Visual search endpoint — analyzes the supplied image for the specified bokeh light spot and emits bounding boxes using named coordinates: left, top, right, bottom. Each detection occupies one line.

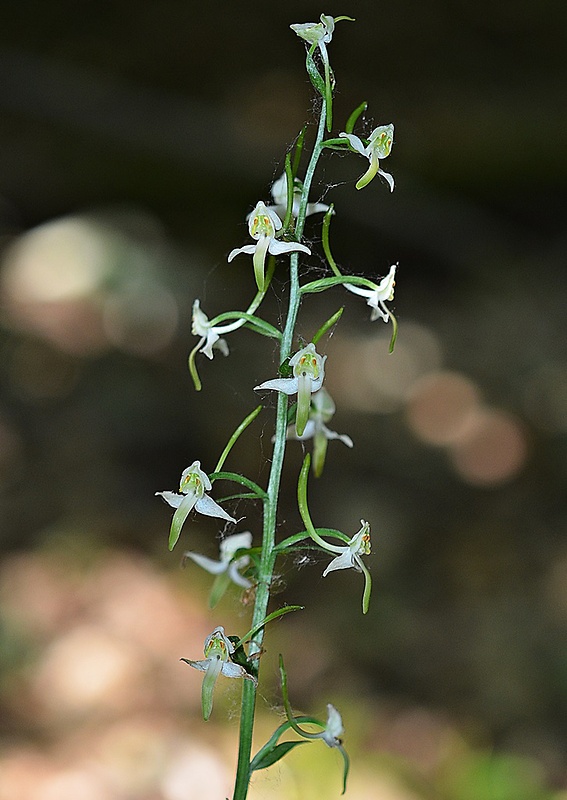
left=449, top=408, right=528, bottom=486
left=406, top=371, right=480, bottom=445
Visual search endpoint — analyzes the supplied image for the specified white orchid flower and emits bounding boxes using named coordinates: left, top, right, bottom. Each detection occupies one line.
left=318, top=704, right=344, bottom=748
left=181, top=626, right=257, bottom=721
left=346, top=264, right=397, bottom=322
left=339, top=124, right=395, bottom=191
left=255, top=343, right=327, bottom=437
left=228, top=201, right=310, bottom=292
left=191, top=299, right=234, bottom=360
left=269, top=173, right=330, bottom=221
left=290, top=14, right=352, bottom=70
left=287, top=388, right=353, bottom=477
left=322, top=520, right=371, bottom=577
left=184, top=532, right=253, bottom=607
left=290, top=13, right=336, bottom=54
left=156, top=460, right=236, bottom=551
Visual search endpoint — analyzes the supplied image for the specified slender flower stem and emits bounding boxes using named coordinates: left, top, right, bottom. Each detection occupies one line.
left=232, top=101, right=328, bottom=800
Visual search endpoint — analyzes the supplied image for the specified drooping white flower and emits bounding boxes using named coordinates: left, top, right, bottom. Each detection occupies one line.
left=339, top=124, right=395, bottom=191
left=184, top=531, right=252, bottom=589
left=286, top=388, right=352, bottom=477
left=345, top=264, right=396, bottom=322
left=191, top=299, right=233, bottom=359
left=322, top=520, right=371, bottom=577
left=156, top=461, right=236, bottom=551
left=319, top=704, right=344, bottom=748
left=255, top=343, right=327, bottom=437
left=181, top=626, right=257, bottom=721
left=269, top=173, right=330, bottom=221
left=228, top=201, right=310, bottom=291
left=290, top=14, right=351, bottom=70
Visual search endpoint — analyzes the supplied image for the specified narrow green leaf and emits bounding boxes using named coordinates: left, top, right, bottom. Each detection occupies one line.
left=321, top=204, right=342, bottom=278
left=300, top=275, right=377, bottom=295
left=292, top=126, right=307, bottom=177
left=234, top=605, right=304, bottom=650
left=188, top=342, right=202, bottom=391
left=389, top=310, right=399, bottom=353
left=208, top=570, right=233, bottom=609
left=312, top=307, right=344, bottom=345
left=344, top=101, right=367, bottom=134
left=282, top=153, right=295, bottom=232
left=250, top=740, right=310, bottom=772
left=213, top=406, right=263, bottom=474
left=209, top=470, right=268, bottom=501
left=305, top=44, right=325, bottom=96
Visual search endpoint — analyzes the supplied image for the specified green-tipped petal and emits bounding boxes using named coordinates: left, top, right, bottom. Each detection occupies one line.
left=295, top=373, right=312, bottom=436
left=201, top=655, right=223, bottom=721
left=355, top=154, right=380, bottom=190
left=168, top=490, right=197, bottom=550
left=253, top=236, right=270, bottom=291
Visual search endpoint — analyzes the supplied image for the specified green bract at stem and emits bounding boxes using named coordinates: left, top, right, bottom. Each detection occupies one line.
left=274, top=527, right=351, bottom=553
left=292, top=126, right=307, bottom=178
left=345, top=100, right=368, bottom=134
left=283, top=152, right=295, bottom=232
left=234, top=605, right=304, bottom=650
left=322, top=204, right=342, bottom=278
left=209, top=471, right=267, bottom=502
left=297, top=454, right=339, bottom=551
left=208, top=312, right=281, bottom=340
left=301, top=274, right=379, bottom=295
left=312, top=307, right=344, bottom=345
left=214, top=406, right=263, bottom=474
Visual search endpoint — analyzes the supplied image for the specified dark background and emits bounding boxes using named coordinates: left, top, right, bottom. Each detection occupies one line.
left=0, top=1, right=566, bottom=796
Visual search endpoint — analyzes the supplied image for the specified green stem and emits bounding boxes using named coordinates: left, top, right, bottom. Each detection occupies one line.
left=231, top=100, right=328, bottom=800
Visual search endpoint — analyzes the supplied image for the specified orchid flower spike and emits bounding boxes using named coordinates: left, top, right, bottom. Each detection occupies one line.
left=255, top=343, right=327, bottom=437
left=346, top=264, right=397, bottom=322
left=339, top=124, right=395, bottom=191
left=228, top=200, right=310, bottom=292
left=184, top=531, right=253, bottom=608
left=181, top=626, right=257, bottom=721
left=269, top=173, right=330, bottom=221
left=156, top=461, right=236, bottom=551
left=287, top=388, right=353, bottom=477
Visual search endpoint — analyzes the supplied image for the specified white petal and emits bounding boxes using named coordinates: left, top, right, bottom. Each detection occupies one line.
left=184, top=552, right=227, bottom=575
left=322, top=551, right=355, bottom=576
left=227, top=564, right=252, bottom=588
left=378, top=168, right=395, bottom=192
left=321, top=424, right=353, bottom=447
left=286, top=419, right=317, bottom=441
left=228, top=244, right=256, bottom=262
left=220, top=531, right=253, bottom=560
left=254, top=377, right=300, bottom=395
left=268, top=239, right=311, bottom=256
left=339, top=132, right=367, bottom=157
left=344, top=282, right=372, bottom=299
left=321, top=703, right=344, bottom=746
left=155, top=490, right=183, bottom=509
left=181, top=658, right=209, bottom=673
left=221, top=661, right=257, bottom=683
left=195, top=494, right=236, bottom=523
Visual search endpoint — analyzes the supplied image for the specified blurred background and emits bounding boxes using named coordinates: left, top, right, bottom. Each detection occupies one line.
left=0, top=1, right=566, bottom=798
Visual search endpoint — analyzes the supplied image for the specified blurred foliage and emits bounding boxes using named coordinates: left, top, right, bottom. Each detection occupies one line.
left=0, top=1, right=566, bottom=798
